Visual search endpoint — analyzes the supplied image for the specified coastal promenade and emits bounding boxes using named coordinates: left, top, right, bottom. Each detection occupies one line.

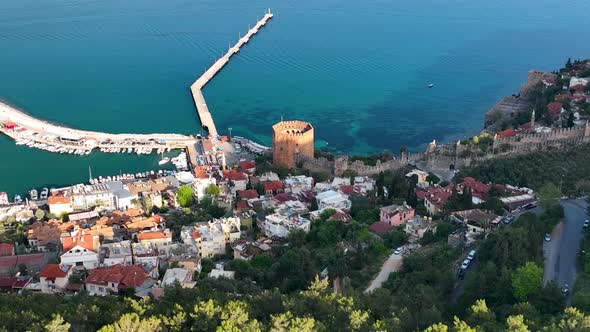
left=190, top=9, right=273, bottom=138
left=0, top=101, right=195, bottom=154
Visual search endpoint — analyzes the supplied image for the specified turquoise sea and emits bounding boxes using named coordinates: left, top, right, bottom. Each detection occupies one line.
left=1, top=0, right=590, bottom=197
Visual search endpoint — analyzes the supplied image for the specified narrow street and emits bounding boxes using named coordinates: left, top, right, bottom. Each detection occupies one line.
left=544, top=199, right=588, bottom=305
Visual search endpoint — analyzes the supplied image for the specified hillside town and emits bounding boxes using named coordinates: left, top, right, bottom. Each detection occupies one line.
left=0, top=117, right=541, bottom=298
left=0, top=59, right=589, bottom=331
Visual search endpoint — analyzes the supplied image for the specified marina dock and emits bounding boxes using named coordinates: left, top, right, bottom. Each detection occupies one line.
left=190, top=9, right=273, bottom=138
left=0, top=102, right=195, bottom=155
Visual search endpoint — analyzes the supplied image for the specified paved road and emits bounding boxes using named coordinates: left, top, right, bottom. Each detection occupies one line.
left=544, top=199, right=588, bottom=305
left=450, top=206, right=543, bottom=303
left=365, top=252, right=403, bottom=293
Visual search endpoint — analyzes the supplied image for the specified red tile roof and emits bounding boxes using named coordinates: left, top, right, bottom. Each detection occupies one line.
left=0, top=243, right=14, bottom=257
left=417, top=184, right=454, bottom=210
left=86, top=264, right=147, bottom=290
left=62, top=231, right=97, bottom=253
left=39, top=264, right=71, bottom=278
left=238, top=189, right=259, bottom=200
left=236, top=201, right=250, bottom=210
left=263, top=180, right=284, bottom=192
left=273, top=193, right=294, bottom=202
left=239, top=161, right=256, bottom=171
left=461, top=177, right=490, bottom=193
left=572, top=84, right=586, bottom=91
left=193, top=166, right=209, bottom=179
left=497, top=128, right=516, bottom=137
left=547, top=102, right=563, bottom=115
left=223, top=170, right=248, bottom=182
left=137, top=231, right=171, bottom=241
left=48, top=195, right=70, bottom=205
left=192, top=230, right=201, bottom=240
left=339, top=185, right=354, bottom=195
left=369, top=222, right=394, bottom=235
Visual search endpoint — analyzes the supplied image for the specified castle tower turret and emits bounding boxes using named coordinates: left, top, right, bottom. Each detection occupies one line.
left=272, top=120, right=314, bottom=169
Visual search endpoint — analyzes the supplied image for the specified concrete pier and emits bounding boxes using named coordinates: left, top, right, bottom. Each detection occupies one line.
left=0, top=101, right=195, bottom=154
left=190, top=9, right=273, bottom=138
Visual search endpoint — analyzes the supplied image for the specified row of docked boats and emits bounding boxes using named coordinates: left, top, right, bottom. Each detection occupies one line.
left=15, top=138, right=90, bottom=155
left=88, top=169, right=175, bottom=185
left=98, top=146, right=172, bottom=155
left=27, top=187, right=49, bottom=201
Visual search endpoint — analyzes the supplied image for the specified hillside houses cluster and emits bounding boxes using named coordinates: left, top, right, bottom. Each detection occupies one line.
left=0, top=146, right=542, bottom=297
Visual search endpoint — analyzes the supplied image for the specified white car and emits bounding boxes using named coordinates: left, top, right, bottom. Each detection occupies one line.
left=394, top=247, right=404, bottom=255
left=461, top=259, right=471, bottom=269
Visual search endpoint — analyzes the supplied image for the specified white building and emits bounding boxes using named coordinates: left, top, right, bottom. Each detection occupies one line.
left=70, top=182, right=136, bottom=210
left=331, top=177, right=351, bottom=187
left=39, top=264, right=73, bottom=294
left=48, top=195, right=74, bottom=216
left=192, top=177, right=217, bottom=201
left=137, top=230, right=173, bottom=256
left=162, top=268, right=194, bottom=288
left=570, top=77, right=589, bottom=88
left=316, top=190, right=352, bottom=211
left=60, top=230, right=100, bottom=270
left=284, top=175, right=314, bottom=194
left=260, top=213, right=311, bottom=238
left=181, top=218, right=241, bottom=259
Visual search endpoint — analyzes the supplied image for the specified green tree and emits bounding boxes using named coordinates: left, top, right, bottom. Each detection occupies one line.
left=35, top=209, right=46, bottom=221
left=98, top=313, right=162, bottom=332
left=217, top=300, right=261, bottom=332
left=506, top=315, right=529, bottom=332
left=557, top=307, right=590, bottom=331
left=45, top=314, right=71, bottom=332
left=512, top=262, right=543, bottom=302
left=538, top=183, right=561, bottom=210
left=177, top=185, right=195, bottom=207
left=424, top=323, right=449, bottom=332
left=206, top=184, right=221, bottom=197
left=270, top=312, right=316, bottom=332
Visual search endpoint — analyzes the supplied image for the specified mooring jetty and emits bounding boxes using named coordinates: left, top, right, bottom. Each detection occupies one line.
left=190, top=9, right=273, bottom=138
left=0, top=101, right=195, bottom=155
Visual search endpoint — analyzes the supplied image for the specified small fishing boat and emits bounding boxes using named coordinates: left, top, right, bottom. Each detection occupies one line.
left=427, top=83, right=434, bottom=88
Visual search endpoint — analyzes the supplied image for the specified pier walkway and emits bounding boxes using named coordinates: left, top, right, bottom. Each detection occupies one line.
left=190, top=9, right=273, bottom=138
left=0, top=101, right=195, bottom=154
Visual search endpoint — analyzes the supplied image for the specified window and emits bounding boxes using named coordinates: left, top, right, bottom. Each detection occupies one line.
left=99, top=287, right=104, bottom=293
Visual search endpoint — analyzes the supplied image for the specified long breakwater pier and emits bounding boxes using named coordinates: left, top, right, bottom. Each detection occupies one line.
left=0, top=102, right=195, bottom=156
left=190, top=9, right=273, bottom=139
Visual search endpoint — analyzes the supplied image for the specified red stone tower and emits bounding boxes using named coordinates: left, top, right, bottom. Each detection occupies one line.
left=272, top=120, right=314, bottom=169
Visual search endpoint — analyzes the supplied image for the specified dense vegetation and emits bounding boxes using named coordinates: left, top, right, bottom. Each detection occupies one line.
left=466, top=144, right=590, bottom=195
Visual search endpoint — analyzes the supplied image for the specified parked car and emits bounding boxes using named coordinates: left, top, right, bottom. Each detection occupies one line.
left=544, top=233, right=552, bottom=242
left=461, top=259, right=471, bottom=269
left=457, top=269, right=465, bottom=280
left=394, top=247, right=404, bottom=255
left=563, top=284, right=569, bottom=295
left=523, top=203, right=537, bottom=210
left=467, top=250, right=477, bottom=261
left=503, top=214, right=515, bottom=224
left=584, top=220, right=589, bottom=229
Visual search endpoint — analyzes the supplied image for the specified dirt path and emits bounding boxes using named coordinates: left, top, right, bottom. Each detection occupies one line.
left=365, top=252, right=403, bottom=293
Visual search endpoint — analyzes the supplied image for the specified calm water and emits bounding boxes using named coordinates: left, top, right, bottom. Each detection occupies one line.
left=1, top=0, right=590, bottom=196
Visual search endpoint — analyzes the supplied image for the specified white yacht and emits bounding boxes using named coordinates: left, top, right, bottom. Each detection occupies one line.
left=29, top=189, right=38, bottom=201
